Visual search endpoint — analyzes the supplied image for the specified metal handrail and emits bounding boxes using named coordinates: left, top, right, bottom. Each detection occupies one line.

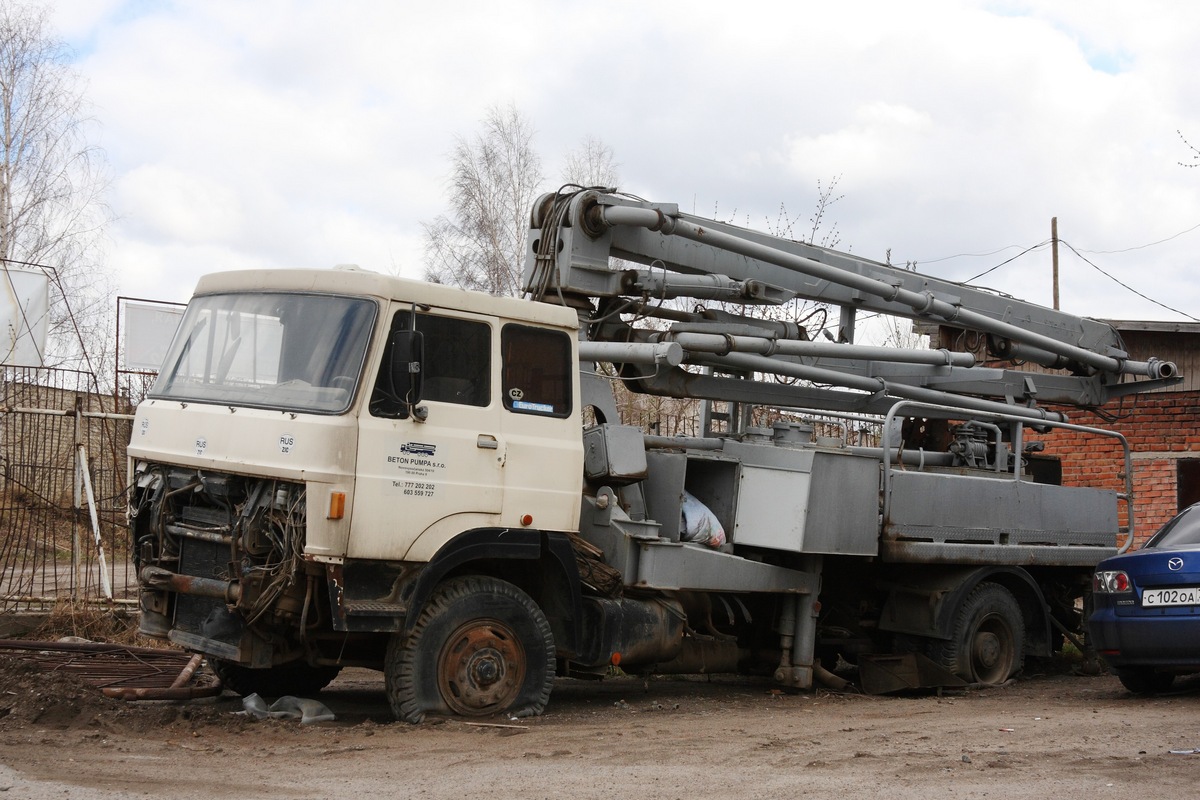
left=880, top=400, right=1135, bottom=552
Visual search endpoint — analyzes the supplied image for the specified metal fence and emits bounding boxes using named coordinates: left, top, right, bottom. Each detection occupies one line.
left=0, top=368, right=140, bottom=611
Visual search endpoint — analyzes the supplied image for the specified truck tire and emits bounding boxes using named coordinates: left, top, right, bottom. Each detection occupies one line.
left=928, top=582, right=1024, bottom=685
left=385, top=575, right=555, bottom=723
left=211, top=659, right=342, bottom=697
left=1116, top=667, right=1175, bottom=695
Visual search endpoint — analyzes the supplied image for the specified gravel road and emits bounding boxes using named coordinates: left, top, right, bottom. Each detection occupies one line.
left=2, top=661, right=1198, bottom=799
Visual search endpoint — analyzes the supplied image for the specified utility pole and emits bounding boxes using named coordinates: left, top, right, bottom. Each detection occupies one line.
left=1051, top=217, right=1060, bottom=310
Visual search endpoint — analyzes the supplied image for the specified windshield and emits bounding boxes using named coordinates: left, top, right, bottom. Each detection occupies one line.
left=149, top=292, right=377, bottom=414
left=1144, top=503, right=1200, bottom=549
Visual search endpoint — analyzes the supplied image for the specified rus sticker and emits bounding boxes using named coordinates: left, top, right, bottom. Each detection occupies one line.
left=279, top=434, right=295, bottom=454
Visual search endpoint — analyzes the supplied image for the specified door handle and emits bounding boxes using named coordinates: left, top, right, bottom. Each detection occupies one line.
left=476, top=434, right=499, bottom=450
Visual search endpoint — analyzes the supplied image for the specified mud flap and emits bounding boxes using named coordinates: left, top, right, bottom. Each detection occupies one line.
left=858, top=653, right=968, bottom=694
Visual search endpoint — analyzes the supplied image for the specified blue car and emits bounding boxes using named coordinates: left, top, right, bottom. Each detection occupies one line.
left=1089, top=503, right=1200, bottom=693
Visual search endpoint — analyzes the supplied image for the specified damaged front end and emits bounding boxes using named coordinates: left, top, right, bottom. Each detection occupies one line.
left=131, top=463, right=323, bottom=668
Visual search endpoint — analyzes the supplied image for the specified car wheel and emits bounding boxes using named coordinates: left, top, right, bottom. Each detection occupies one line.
left=385, top=575, right=555, bottom=723
left=211, top=659, right=342, bottom=697
left=1117, top=667, right=1175, bottom=695
left=928, top=583, right=1025, bottom=684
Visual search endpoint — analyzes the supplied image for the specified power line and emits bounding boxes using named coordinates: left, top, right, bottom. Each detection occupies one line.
left=915, top=235, right=1195, bottom=322
left=920, top=219, right=1200, bottom=264
left=963, top=241, right=1052, bottom=283
left=1076, top=220, right=1200, bottom=255
left=1059, top=240, right=1199, bottom=322
left=916, top=243, right=1044, bottom=265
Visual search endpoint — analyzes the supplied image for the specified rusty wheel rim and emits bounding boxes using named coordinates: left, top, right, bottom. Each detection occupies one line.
left=969, top=614, right=1014, bottom=684
left=436, top=618, right=526, bottom=716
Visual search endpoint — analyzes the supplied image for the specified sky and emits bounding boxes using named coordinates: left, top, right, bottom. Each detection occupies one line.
left=46, top=0, right=1200, bottom=326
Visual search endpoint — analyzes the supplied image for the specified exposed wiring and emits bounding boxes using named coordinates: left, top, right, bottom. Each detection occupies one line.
left=794, top=304, right=828, bottom=337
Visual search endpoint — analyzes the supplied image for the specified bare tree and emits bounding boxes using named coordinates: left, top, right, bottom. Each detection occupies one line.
left=561, top=135, right=620, bottom=189
left=0, top=1, right=112, bottom=372
left=422, top=104, right=544, bottom=296
left=762, top=175, right=843, bottom=249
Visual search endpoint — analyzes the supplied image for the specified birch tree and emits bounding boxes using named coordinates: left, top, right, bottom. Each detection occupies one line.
left=562, top=135, right=619, bottom=189
left=0, top=2, right=112, bottom=370
left=422, top=104, right=543, bottom=296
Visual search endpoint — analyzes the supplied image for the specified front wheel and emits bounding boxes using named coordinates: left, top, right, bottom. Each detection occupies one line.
left=385, top=575, right=555, bottom=723
left=928, top=583, right=1025, bottom=685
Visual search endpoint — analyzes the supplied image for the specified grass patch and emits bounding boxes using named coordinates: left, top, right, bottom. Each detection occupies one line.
left=28, top=600, right=164, bottom=648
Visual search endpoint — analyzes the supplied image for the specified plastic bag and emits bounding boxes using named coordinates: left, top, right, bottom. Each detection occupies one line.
left=680, top=491, right=726, bottom=548
left=240, top=693, right=336, bottom=724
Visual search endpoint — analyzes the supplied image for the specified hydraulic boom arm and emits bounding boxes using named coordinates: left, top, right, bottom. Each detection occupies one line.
left=523, top=189, right=1179, bottom=416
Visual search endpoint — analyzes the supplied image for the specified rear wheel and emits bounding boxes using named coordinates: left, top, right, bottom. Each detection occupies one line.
left=928, top=583, right=1025, bottom=684
left=1117, top=667, right=1175, bottom=695
left=385, top=575, right=555, bottom=723
left=211, top=659, right=342, bottom=697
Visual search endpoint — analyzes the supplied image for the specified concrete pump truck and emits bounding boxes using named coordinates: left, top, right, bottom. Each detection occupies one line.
left=129, top=189, right=1178, bottom=721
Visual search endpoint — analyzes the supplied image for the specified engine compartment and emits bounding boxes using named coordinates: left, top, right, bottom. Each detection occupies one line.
left=131, top=464, right=321, bottom=667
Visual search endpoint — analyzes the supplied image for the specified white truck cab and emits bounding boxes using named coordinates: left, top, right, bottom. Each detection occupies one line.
left=130, top=268, right=585, bottom=717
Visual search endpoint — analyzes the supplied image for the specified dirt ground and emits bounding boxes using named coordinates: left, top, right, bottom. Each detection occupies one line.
left=2, top=657, right=1199, bottom=799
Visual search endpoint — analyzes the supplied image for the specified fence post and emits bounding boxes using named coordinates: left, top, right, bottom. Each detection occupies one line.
left=72, top=395, right=83, bottom=599
left=77, top=443, right=112, bottom=601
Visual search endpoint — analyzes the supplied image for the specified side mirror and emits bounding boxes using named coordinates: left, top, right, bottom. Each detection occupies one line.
left=389, top=329, right=424, bottom=406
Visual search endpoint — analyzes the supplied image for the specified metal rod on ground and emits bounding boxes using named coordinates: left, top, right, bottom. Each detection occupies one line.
left=170, top=653, right=204, bottom=689
left=0, top=596, right=137, bottom=606
left=1049, top=612, right=1087, bottom=653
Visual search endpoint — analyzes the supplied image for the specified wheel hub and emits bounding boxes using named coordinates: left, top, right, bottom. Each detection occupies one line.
left=969, top=616, right=1013, bottom=683
left=437, top=619, right=526, bottom=716
left=973, top=631, right=1001, bottom=669
left=468, top=648, right=503, bottom=685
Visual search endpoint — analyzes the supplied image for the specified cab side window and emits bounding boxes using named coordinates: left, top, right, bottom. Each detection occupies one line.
left=370, top=311, right=491, bottom=418
left=419, top=314, right=490, bottom=406
left=502, top=324, right=571, bottom=417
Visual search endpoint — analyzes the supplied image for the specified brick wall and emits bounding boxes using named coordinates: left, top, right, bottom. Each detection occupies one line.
left=1039, top=391, right=1200, bottom=548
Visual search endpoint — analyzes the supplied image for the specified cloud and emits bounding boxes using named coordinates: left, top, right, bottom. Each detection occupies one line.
left=44, top=0, right=1200, bottom=322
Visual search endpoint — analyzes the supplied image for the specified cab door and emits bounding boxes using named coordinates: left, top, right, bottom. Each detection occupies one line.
left=350, top=308, right=505, bottom=560
left=497, top=322, right=583, bottom=532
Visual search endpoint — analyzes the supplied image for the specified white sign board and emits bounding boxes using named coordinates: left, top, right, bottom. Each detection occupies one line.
left=0, top=267, right=50, bottom=367
left=124, top=302, right=185, bottom=371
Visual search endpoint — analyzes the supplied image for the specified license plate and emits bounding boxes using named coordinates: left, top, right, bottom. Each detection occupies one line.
left=1142, top=587, right=1200, bottom=607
